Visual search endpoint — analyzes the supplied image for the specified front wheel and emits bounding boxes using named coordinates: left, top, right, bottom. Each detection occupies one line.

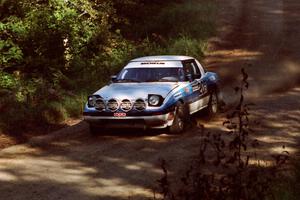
left=168, top=103, right=187, bottom=134
left=205, top=91, right=219, bottom=119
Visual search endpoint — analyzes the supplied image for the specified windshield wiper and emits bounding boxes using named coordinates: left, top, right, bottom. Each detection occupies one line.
left=158, top=77, right=179, bottom=82
left=116, top=79, right=140, bottom=83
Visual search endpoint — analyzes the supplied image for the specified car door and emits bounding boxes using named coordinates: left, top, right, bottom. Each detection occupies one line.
left=183, top=60, right=209, bottom=114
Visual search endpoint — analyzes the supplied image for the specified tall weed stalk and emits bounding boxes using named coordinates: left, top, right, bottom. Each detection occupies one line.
left=154, top=69, right=289, bottom=200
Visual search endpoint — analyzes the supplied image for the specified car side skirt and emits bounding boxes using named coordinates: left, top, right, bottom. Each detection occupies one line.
left=189, top=95, right=210, bottom=114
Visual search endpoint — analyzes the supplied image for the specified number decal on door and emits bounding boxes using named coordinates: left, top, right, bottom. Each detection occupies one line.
left=199, top=82, right=207, bottom=95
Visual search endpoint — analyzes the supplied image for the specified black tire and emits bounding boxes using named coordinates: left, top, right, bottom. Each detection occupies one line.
left=205, top=91, right=219, bottom=119
left=168, top=103, right=188, bottom=134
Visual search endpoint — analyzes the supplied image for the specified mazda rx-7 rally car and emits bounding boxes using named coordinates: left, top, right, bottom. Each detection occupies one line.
left=83, top=55, right=222, bottom=134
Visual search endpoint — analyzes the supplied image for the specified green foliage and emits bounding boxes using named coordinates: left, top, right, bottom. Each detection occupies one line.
left=41, top=101, right=68, bottom=124
left=0, top=71, right=18, bottom=89
left=62, top=95, right=86, bottom=118
left=0, top=0, right=216, bottom=134
left=167, top=36, right=207, bottom=58
left=0, top=17, right=25, bottom=68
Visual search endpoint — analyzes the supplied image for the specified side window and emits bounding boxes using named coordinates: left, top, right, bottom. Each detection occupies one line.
left=183, top=62, right=194, bottom=81
left=195, top=59, right=205, bottom=76
left=183, top=60, right=201, bottom=80
left=178, top=68, right=185, bottom=81
left=191, top=61, right=201, bottom=78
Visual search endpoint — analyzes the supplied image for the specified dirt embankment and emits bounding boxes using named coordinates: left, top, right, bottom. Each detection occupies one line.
left=0, top=0, right=299, bottom=199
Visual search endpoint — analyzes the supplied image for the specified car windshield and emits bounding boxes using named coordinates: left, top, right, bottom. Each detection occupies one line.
left=116, top=68, right=185, bottom=82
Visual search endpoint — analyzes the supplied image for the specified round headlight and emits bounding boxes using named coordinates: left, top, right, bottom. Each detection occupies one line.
left=149, top=95, right=160, bottom=106
left=134, top=99, right=146, bottom=111
left=95, top=98, right=105, bottom=111
left=88, top=96, right=96, bottom=107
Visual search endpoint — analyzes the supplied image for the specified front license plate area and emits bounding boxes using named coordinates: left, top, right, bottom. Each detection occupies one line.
left=114, top=112, right=126, bottom=117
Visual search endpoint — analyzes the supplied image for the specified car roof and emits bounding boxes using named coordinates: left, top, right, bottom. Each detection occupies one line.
left=130, top=55, right=195, bottom=62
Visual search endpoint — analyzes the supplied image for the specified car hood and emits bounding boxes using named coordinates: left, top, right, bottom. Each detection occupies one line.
left=94, top=82, right=179, bottom=100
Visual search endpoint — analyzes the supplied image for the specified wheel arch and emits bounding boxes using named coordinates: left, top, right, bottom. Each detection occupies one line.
left=177, top=98, right=184, bottom=105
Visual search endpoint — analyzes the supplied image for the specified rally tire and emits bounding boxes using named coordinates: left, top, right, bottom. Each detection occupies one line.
left=168, top=103, right=187, bottom=134
left=205, top=91, right=219, bottom=119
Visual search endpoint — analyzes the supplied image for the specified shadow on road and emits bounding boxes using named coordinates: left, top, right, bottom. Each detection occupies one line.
left=206, top=0, right=300, bottom=100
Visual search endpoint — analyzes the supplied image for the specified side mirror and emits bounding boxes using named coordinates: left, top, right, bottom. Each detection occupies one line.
left=111, top=75, right=117, bottom=82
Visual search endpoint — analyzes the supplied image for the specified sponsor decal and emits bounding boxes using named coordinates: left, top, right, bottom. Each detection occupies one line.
left=199, top=83, right=208, bottom=94
left=174, top=92, right=182, bottom=99
left=114, top=112, right=126, bottom=117
left=184, top=87, right=191, bottom=94
left=141, top=62, right=165, bottom=65
left=192, top=84, right=200, bottom=92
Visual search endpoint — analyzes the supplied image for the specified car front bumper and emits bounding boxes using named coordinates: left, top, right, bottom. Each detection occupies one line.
left=83, top=112, right=174, bottom=129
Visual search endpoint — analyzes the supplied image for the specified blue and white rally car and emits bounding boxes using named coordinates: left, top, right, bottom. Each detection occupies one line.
left=83, top=55, right=221, bottom=134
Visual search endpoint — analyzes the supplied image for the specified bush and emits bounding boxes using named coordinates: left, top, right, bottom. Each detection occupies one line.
left=0, top=0, right=217, bottom=135
left=62, top=95, right=86, bottom=118
left=167, top=36, right=207, bottom=59
left=0, top=97, right=33, bottom=134
left=41, top=102, right=68, bottom=125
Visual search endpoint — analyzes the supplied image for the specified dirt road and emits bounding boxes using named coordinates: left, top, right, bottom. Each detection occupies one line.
left=1, top=0, right=299, bottom=199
